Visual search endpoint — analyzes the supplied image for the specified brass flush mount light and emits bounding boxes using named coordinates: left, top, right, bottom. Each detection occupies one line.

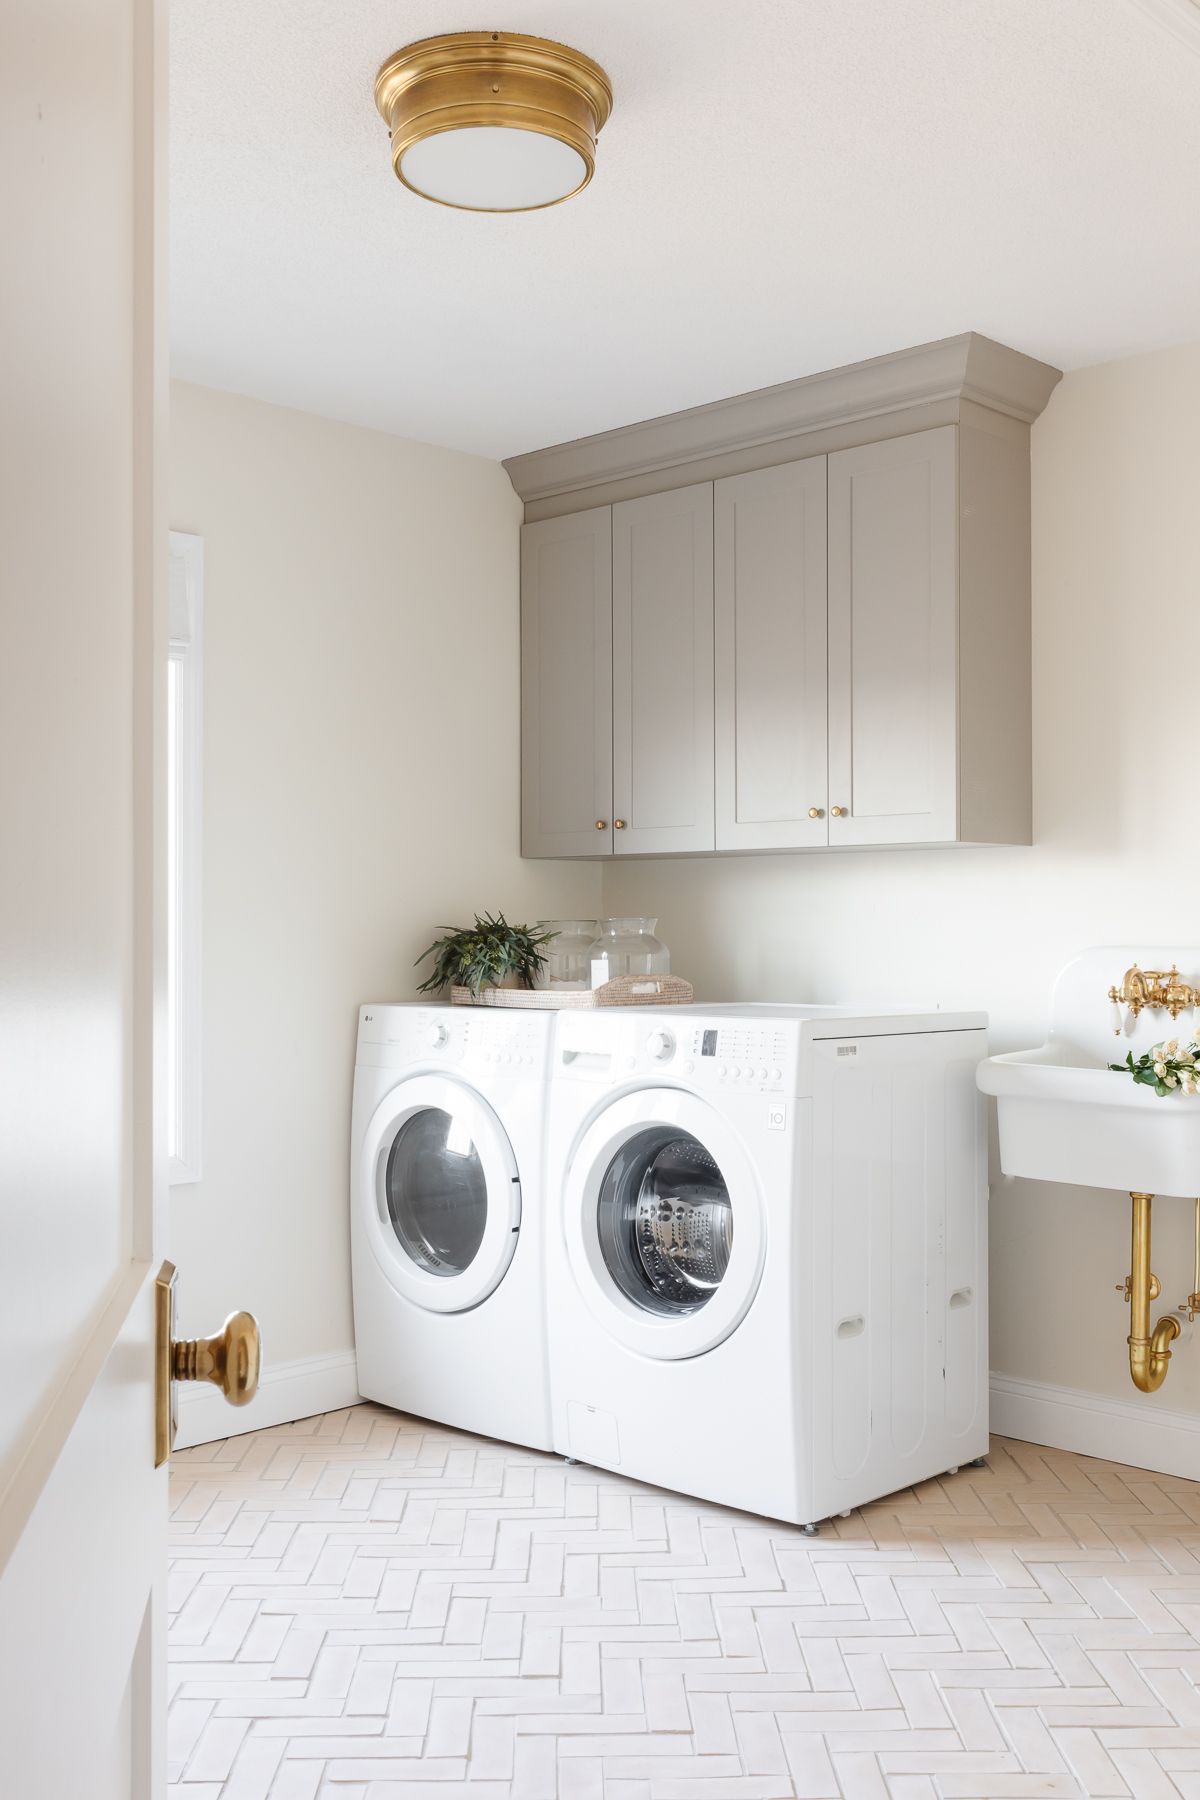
left=374, top=30, right=613, bottom=212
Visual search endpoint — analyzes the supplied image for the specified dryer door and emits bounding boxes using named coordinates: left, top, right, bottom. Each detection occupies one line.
left=563, top=1088, right=766, bottom=1360
left=359, top=1074, right=521, bottom=1314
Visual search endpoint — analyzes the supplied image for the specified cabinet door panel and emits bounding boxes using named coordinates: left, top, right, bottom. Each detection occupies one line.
left=612, top=483, right=714, bottom=855
left=521, top=508, right=612, bottom=857
left=828, top=427, right=958, bottom=845
left=715, top=458, right=828, bottom=850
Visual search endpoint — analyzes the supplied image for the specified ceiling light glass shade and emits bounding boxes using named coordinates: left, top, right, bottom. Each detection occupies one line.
left=399, top=127, right=588, bottom=213
left=375, top=31, right=613, bottom=214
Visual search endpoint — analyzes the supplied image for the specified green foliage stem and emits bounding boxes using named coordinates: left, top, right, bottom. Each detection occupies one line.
left=415, top=912, right=558, bottom=999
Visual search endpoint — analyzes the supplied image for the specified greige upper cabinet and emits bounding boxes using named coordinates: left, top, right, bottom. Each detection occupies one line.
left=827, top=427, right=958, bottom=846
left=612, top=483, right=714, bottom=856
left=714, top=458, right=828, bottom=851
left=828, top=421, right=1033, bottom=848
left=510, top=335, right=1059, bottom=860
left=520, top=507, right=613, bottom=857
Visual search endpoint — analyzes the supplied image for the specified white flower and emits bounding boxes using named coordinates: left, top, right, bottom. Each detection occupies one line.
left=1154, top=1061, right=1168, bottom=1078
left=1165, top=1073, right=1178, bottom=1088
left=1166, top=1039, right=1180, bottom=1056
left=1183, top=1074, right=1198, bottom=1094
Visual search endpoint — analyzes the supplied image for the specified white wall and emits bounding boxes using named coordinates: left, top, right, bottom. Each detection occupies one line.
left=604, top=343, right=1200, bottom=1455
left=169, top=381, right=600, bottom=1440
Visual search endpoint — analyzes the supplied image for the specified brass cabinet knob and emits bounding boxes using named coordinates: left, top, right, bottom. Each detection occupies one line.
left=172, top=1310, right=262, bottom=1406
left=614, top=818, right=627, bottom=830
left=830, top=805, right=847, bottom=818
left=808, top=806, right=825, bottom=819
left=594, top=819, right=607, bottom=830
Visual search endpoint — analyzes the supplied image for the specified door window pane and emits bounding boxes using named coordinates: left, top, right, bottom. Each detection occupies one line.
left=385, top=1108, right=488, bottom=1276
left=597, top=1128, right=733, bottom=1316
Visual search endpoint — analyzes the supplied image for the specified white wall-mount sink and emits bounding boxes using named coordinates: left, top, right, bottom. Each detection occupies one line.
left=977, top=946, right=1200, bottom=1197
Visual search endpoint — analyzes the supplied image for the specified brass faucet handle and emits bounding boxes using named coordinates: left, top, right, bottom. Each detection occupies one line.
left=1179, top=1292, right=1200, bottom=1324
left=172, top=1311, right=262, bottom=1406
left=1117, top=1273, right=1160, bottom=1303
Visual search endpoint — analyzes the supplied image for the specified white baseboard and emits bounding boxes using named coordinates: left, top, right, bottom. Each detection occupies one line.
left=990, top=1371, right=1200, bottom=1483
left=174, top=1349, right=360, bottom=1451
left=172, top=1349, right=1197, bottom=1480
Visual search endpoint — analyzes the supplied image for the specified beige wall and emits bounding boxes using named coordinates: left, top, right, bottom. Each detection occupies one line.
left=604, top=341, right=1200, bottom=1421
left=168, top=382, right=601, bottom=1418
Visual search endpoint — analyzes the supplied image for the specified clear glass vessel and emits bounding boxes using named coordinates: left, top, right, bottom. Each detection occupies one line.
left=589, top=917, right=670, bottom=987
left=536, top=919, right=598, bottom=990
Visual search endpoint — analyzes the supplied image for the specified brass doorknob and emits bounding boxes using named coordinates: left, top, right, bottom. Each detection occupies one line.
left=614, top=818, right=627, bottom=830
left=808, top=806, right=824, bottom=819
left=172, top=1311, right=262, bottom=1406
left=830, top=805, right=847, bottom=818
left=594, top=819, right=607, bottom=830
left=155, top=1261, right=263, bottom=1465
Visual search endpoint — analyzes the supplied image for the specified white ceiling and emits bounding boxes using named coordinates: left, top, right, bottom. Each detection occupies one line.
left=170, top=0, right=1200, bottom=460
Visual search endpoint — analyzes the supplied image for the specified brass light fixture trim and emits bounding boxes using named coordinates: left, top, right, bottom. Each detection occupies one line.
left=374, top=30, right=613, bottom=212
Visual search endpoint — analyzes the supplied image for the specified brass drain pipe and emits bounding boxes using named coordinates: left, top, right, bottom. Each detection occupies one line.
left=1125, top=1192, right=1181, bottom=1393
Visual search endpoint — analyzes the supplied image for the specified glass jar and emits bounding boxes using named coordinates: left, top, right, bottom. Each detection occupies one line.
left=536, top=920, right=598, bottom=990
left=589, top=917, right=670, bottom=987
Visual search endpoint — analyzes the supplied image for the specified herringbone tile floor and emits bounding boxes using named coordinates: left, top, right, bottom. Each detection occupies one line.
left=168, top=1405, right=1200, bottom=1799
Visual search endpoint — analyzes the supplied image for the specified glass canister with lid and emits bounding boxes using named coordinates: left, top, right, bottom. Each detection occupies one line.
left=589, top=917, right=670, bottom=987
left=535, top=920, right=598, bottom=990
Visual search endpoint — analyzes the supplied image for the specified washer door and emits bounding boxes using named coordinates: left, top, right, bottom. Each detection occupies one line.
left=359, top=1074, right=521, bottom=1314
left=563, top=1088, right=766, bottom=1359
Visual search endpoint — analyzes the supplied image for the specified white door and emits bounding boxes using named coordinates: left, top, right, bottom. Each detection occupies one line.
left=562, top=1089, right=766, bottom=1359
left=714, top=457, right=829, bottom=850
left=520, top=507, right=613, bottom=856
left=357, top=1075, right=522, bottom=1313
left=612, top=483, right=715, bottom=855
left=827, top=426, right=959, bottom=845
left=0, top=0, right=166, bottom=1790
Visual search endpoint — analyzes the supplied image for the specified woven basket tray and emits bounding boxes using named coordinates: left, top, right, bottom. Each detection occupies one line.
left=450, top=974, right=693, bottom=1010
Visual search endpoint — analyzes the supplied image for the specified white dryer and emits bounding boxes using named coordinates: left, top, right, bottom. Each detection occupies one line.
left=545, top=1003, right=989, bottom=1526
left=351, top=1002, right=553, bottom=1450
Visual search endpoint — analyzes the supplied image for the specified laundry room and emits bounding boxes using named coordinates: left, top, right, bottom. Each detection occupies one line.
left=6, top=2, right=1200, bottom=1796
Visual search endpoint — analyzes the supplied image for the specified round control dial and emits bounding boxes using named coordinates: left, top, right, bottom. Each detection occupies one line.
left=645, top=1028, right=675, bottom=1061
left=426, top=1022, right=449, bottom=1049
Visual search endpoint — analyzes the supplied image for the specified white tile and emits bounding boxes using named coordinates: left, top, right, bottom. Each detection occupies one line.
left=167, top=1410, right=1200, bottom=1800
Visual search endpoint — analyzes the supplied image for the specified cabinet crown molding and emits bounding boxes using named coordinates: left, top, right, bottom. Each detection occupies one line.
left=504, top=332, right=1061, bottom=509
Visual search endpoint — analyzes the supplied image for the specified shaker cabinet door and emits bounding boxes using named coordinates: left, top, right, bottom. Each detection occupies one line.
left=520, top=507, right=613, bottom=857
left=827, top=426, right=959, bottom=846
left=714, top=457, right=828, bottom=850
left=612, top=483, right=715, bottom=856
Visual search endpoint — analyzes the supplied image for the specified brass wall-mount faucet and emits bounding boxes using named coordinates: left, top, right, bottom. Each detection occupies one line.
left=1108, top=963, right=1200, bottom=1035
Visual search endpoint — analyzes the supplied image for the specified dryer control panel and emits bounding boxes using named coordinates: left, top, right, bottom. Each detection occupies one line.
left=357, top=1003, right=548, bottom=1075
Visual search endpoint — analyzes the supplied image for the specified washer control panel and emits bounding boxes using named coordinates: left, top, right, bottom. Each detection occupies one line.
left=553, top=1011, right=802, bottom=1093
left=685, top=1021, right=794, bottom=1092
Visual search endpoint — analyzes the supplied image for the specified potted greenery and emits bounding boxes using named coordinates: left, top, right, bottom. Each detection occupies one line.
left=415, top=913, right=557, bottom=1001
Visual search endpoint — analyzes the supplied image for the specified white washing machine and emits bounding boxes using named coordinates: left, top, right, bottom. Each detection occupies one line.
left=351, top=1002, right=554, bottom=1450
left=545, top=1003, right=989, bottom=1526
